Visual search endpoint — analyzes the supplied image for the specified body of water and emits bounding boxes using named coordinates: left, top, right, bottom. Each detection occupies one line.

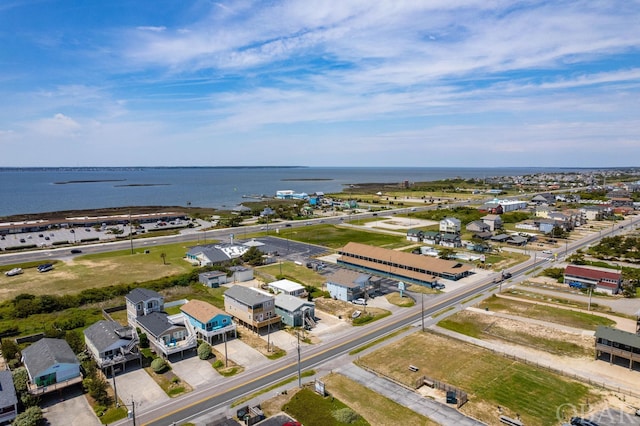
left=0, top=166, right=591, bottom=217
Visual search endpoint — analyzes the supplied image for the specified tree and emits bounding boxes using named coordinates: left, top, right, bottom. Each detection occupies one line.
left=197, top=342, right=212, bottom=360
left=1, top=339, right=19, bottom=362
left=241, top=246, right=264, bottom=266
left=151, top=357, right=168, bottom=373
left=65, top=330, right=85, bottom=354
left=12, top=406, right=43, bottom=426
left=438, top=248, right=455, bottom=260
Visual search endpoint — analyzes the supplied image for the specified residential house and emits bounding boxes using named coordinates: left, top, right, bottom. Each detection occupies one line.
left=274, top=294, right=316, bottom=328
left=21, top=338, right=81, bottom=395
left=531, top=193, right=555, bottom=205
left=84, top=320, right=141, bottom=371
left=534, top=206, right=552, bottom=218
left=199, top=271, right=228, bottom=288
left=223, top=285, right=281, bottom=332
left=481, top=214, right=503, bottom=231
left=580, top=206, right=605, bottom=221
left=439, top=217, right=461, bottom=234
left=125, top=288, right=164, bottom=327
left=325, top=269, right=371, bottom=302
left=0, top=371, right=17, bottom=424
left=466, top=220, right=490, bottom=233
left=406, top=229, right=423, bottom=242
left=595, top=326, right=640, bottom=370
left=421, top=231, right=441, bottom=245
left=564, top=265, right=622, bottom=295
left=180, top=299, right=237, bottom=345
left=439, top=233, right=462, bottom=248
left=136, top=312, right=196, bottom=358
left=228, top=265, right=254, bottom=282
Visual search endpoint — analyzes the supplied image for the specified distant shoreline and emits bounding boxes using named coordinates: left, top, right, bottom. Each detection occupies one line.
left=54, top=179, right=126, bottom=184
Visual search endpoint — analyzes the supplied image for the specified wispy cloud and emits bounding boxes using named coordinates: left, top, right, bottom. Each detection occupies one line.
left=0, top=0, right=638, bottom=166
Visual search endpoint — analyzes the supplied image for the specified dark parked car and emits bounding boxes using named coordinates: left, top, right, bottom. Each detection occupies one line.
left=70, top=249, right=82, bottom=254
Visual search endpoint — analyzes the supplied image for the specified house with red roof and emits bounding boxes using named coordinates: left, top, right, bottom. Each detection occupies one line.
left=563, top=265, right=622, bottom=295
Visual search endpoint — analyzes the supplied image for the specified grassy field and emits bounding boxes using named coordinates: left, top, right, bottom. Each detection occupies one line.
left=279, top=224, right=408, bottom=249
left=323, top=373, right=437, bottom=426
left=357, top=331, right=600, bottom=426
left=0, top=241, right=199, bottom=302
left=282, top=387, right=370, bottom=426
left=478, top=295, right=617, bottom=330
left=256, top=261, right=327, bottom=288
left=438, top=310, right=593, bottom=357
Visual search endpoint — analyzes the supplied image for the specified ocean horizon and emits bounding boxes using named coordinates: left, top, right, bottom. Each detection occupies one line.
left=0, top=166, right=601, bottom=217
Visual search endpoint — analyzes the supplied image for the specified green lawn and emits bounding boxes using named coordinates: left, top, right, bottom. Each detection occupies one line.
left=257, top=261, right=327, bottom=288
left=283, top=388, right=369, bottom=426
left=279, top=224, right=408, bottom=249
left=479, top=295, right=616, bottom=330
left=357, top=332, right=599, bottom=426
left=0, top=241, right=200, bottom=302
left=438, top=311, right=592, bottom=357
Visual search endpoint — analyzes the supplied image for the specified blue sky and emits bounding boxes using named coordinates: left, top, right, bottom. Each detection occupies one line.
left=1, top=0, right=639, bottom=167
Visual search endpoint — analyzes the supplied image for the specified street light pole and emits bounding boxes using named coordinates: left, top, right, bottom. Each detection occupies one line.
left=297, top=330, right=301, bottom=388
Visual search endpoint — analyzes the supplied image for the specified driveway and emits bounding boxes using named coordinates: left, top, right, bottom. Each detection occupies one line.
left=111, top=366, right=169, bottom=410
left=212, top=338, right=266, bottom=370
left=41, top=385, right=100, bottom=426
left=169, top=352, right=222, bottom=389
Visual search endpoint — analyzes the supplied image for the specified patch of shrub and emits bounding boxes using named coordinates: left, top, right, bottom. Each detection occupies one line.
left=197, top=342, right=211, bottom=360
left=151, top=357, right=168, bottom=374
left=333, top=407, right=360, bottom=423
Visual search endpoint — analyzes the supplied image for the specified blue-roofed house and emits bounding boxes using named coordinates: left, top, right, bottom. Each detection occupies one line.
left=21, top=338, right=82, bottom=395
left=180, top=299, right=237, bottom=345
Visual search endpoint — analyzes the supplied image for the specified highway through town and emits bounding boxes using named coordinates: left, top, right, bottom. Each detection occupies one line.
left=2, top=205, right=637, bottom=425
left=134, top=215, right=639, bottom=425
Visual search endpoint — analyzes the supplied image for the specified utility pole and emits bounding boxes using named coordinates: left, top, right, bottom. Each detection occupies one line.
left=421, top=292, right=425, bottom=332
left=129, top=211, right=134, bottom=255
left=223, top=332, right=228, bottom=368
left=111, top=364, right=118, bottom=407
left=297, top=330, right=301, bottom=388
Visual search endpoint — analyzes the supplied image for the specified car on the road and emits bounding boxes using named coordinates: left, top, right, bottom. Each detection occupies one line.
left=352, top=298, right=367, bottom=305
left=502, top=272, right=512, bottom=279
left=5, top=268, right=23, bottom=277
left=542, top=250, right=552, bottom=254
left=285, top=224, right=292, bottom=227
left=70, top=249, right=82, bottom=254
left=37, top=263, right=54, bottom=273
left=434, top=283, right=445, bottom=290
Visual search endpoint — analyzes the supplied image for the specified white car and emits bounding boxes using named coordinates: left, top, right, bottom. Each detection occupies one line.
left=352, top=298, right=367, bottom=305
left=542, top=250, right=553, bottom=255
left=5, top=267, right=23, bottom=277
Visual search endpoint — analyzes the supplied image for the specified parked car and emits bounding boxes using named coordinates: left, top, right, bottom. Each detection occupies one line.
left=5, top=268, right=23, bottom=277
left=70, top=249, right=82, bottom=254
left=352, top=298, right=367, bottom=305
left=37, top=263, right=54, bottom=273
left=542, top=250, right=552, bottom=254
